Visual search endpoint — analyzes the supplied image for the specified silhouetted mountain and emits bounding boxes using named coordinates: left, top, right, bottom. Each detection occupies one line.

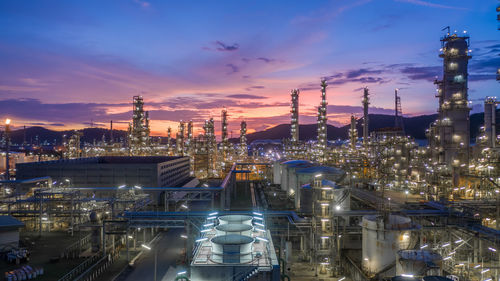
left=4, top=111, right=498, bottom=146
left=230, top=111, right=498, bottom=143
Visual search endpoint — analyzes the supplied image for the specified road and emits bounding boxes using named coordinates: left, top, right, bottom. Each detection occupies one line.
left=121, top=229, right=187, bottom=281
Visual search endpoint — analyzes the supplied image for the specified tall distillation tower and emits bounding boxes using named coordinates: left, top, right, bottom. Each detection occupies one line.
left=167, top=127, right=172, bottom=155
left=187, top=120, right=194, bottom=155
left=203, top=118, right=216, bottom=177
left=483, top=97, right=498, bottom=148
left=221, top=108, right=229, bottom=161
left=349, top=115, right=358, bottom=149
left=362, top=87, right=370, bottom=147
left=317, top=79, right=328, bottom=162
left=394, top=89, right=405, bottom=132
left=434, top=29, right=471, bottom=169
left=128, top=96, right=150, bottom=155
left=239, top=121, right=248, bottom=158
left=177, top=121, right=185, bottom=156
left=290, top=89, right=300, bottom=144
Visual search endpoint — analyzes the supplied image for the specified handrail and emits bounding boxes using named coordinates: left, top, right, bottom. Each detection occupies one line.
left=57, top=254, right=100, bottom=281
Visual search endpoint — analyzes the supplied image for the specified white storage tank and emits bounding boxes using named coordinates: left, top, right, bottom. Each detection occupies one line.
left=210, top=234, right=254, bottom=263
left=215, top=224, right=253, bottom=236
left=218, top=215, right=253, bottom=226
left=396, top=250, right=442, bottom=276
left=272, top=160, right=282, bottom=185
left=361, top=214, right=416, bottom=276
left=280, top=160, right=312, bottom=192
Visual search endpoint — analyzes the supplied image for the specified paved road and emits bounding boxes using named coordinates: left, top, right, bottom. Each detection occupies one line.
left=121, top=229, right=187, bottom=281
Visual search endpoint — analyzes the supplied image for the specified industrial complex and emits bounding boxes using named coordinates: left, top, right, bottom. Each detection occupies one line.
left=0, top=23, right=499, bottom=281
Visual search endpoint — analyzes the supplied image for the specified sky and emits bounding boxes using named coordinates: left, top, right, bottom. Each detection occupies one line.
left=0, top=0, right=498, bottom=137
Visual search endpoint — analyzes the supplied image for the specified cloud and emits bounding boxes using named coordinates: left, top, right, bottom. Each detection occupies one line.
left=245, top=85, right=265, bottom=91
left=400, top=66, right=440, bottom=81
left=394, top=0, right=466, bottom=10
left=256, top=57, right=275, bottom=63
left=226, top=94, right=267, bottom=99
left=225, top=63, right=239, bottom=74
left=215, top=41, right=239, bottom=52
left=346, top=68, right=383, bottom=79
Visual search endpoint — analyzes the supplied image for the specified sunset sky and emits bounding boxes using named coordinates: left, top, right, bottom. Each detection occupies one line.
left=0, top=0, right=498, bottom=136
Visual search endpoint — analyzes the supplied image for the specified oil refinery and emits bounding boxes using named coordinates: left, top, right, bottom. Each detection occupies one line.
left=0, top=13, right=499, bottom=281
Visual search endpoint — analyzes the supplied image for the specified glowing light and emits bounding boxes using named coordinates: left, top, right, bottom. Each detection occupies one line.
left=195, top=238, right=208, bottom=243
left=141, top=244, right=151, bottom=250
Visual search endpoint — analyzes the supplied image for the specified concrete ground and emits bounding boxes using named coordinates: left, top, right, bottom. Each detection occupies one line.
left=287, top=262, right=351, bottom=281
left=114, top=229, right=187, bottom=281
left=1, top=231, right=89, bottom=281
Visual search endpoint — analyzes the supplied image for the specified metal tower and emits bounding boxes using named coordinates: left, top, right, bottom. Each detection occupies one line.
left=221, top=108, right=229, bottom=160
left=167, top=127, right=172, bottom=154
left=349, top=115, right=357, bottom=149
left=290, top=89, right=300, bottom=144
left=239, top=121, right=247, bottom=158
left=187, top=120, right=193, bottom=154
left=394, top=89, right=405, bottom=133
left=128, top=96, right=150, bottom=155
left=362, top=87, right=370, bottom=146
left=484, top=97, right=498, bottom=148
left=177, top=121, right=185, bottom=156
left=434, top=29, right=471, bottom=167
left=317, top=79, right=328, bottom=161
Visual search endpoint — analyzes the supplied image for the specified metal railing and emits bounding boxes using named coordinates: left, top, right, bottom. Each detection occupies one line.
left=61, top=233, right=92, bottom=259
left=58, top=254, right=100, bottom=281
left=340, top=254, right=370, bottom=281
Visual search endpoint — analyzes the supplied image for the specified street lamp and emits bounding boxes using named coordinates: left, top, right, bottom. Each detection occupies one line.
left=4, top=118, right=11, bottom=180
left=141, top=244, right=157, bottom=281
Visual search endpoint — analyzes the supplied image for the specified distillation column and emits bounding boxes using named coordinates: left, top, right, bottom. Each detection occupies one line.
left=349, top=115, right=357, bottom=149
left=317, top=79, right=328, bottom=162
left=362, top=87, right=370, bottom=147
left=221, top=108, right=229, bottom=161
left=177, top=121, right=185, bottom=156
left=435, top=30, right=471, bottom=169
left=239, top=121, right=247, bottom=158
left=291, top=89, right=300, bottom=144
left=484, top=97, right=498, bottom=148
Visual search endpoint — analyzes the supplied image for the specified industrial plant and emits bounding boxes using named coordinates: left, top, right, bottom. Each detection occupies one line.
left=0, top=25, right=499, bottom=281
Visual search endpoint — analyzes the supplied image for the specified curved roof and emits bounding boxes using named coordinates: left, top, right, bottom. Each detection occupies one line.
left=281, top=160, right=312, bottom=165
left=295, top=166, right=343, bottom=175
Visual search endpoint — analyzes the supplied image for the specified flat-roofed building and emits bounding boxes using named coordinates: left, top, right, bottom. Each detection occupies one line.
left=16, top=156, right=190, bottom=188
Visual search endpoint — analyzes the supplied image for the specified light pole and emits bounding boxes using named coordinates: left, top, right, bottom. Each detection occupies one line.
left=4, top=118, right=11, bottom=181
left=142, top=244, right=157, bottom=281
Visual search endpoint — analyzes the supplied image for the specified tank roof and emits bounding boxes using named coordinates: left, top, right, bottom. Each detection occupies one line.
left=281, top=160, right=312, bottom=165
left=295, top=166, right=343, bottom=175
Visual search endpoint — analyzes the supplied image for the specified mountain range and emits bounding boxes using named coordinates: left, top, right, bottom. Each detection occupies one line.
left=2, top=111, right=498, bottom=146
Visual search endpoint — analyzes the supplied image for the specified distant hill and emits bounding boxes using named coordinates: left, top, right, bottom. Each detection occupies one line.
left=230, top=111, right=498, bottom=143
left=3, top=111, right=498, bottom=146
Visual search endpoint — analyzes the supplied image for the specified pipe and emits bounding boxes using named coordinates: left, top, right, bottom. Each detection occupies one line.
left=174, top=276, right=190, bottom=281
left=281, top=274, right=291, bottom=281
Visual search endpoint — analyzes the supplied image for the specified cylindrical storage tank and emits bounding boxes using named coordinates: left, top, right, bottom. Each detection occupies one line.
left=273, top=160, right=281, bottom=185
left=299, top=184, right=313, bottom=213
left=218, top=215, right=253, bottom=226
left=281, top=163, right=289, bottom=191
left=361, top=215, right=415, bottom=276
left=215, top=224, right=253, bottom=236
left=396, top=250, right=442, bottom=276
left=332, top=185, right=350, bottom=211
left=210, top=234, right=254, bottom=263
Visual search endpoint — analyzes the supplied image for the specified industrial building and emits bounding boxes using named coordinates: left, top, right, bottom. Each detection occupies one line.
left=16, top=156, right=190, bottom=188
